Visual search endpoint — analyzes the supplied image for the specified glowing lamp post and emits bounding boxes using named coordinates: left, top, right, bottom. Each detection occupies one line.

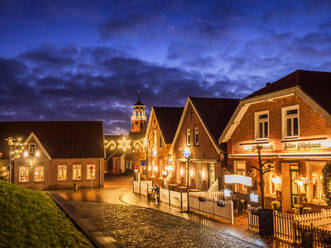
left=183, top=147, right=192, bottom=212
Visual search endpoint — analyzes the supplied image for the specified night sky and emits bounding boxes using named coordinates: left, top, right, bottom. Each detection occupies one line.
left=1, top=0, right=330, bottom=134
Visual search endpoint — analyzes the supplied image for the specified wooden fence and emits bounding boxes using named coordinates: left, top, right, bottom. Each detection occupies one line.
left=248, top=206, right=331, bottom=246
left=248, top=205, right=259, bottom=232
left=293, top=222, right=331, bottom=248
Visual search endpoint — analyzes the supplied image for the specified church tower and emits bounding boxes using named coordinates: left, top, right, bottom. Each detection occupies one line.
left=130, top=90, right=146, bottom=133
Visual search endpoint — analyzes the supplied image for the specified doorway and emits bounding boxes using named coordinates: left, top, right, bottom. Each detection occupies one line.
left=289, top=164, right=299, bottom=207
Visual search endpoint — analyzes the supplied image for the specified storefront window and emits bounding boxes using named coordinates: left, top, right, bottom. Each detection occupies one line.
left=234, top=161, right=247, bottom=193
left=312, top=173, right=324, bottom=201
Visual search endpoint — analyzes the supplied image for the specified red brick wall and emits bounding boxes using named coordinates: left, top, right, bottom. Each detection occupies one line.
left=227, top=94, right=331, bottom=211
left=230, top=95, right=331, bottom=154
left=172, top=102, right=221, bottom=189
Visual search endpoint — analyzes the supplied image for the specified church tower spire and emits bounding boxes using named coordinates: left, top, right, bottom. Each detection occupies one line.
left=130, top=89, right=146, bottom=132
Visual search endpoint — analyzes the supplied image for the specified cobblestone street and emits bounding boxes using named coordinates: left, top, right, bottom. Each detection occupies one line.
left=72, top=201, right=259, bottom=248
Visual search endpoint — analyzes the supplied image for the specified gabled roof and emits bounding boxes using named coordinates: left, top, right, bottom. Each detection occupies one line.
left=171, top=97, right=239, bottom=154
left=0, top=121, right=105, bottom=159
left=246, top=70, right=331, bottom=115
left=190, top=97, right=239, bottom=142
left=153, top=107, right=183, bottom=144
left=220, top=70, right=331, bottom=143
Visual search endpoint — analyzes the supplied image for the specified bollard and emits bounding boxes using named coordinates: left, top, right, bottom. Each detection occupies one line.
left=180, top=191, right=183, bottom=211
left=169, top=189, right=171, bottom=206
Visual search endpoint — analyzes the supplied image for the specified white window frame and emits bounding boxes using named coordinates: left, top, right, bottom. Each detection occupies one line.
left=19, top=166, right=29, bottom=182
left=186, top=129, right=191, bottom=146
left=29, top=143, right=36, bottom=154
left=34, top=166, right=44, bottom=182
left=72, top=164, right=81, bottom=180
left=87, top=164, right=96, bottom=180
left=282, top=105, right=300, bottom=139
left=58, top=165, right=67, bottom=181
left=194, top=127, right=199, bottom=145
left=254, top=110, right=269, bottom=140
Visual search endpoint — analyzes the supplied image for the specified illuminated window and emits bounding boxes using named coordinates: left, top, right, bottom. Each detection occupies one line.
left=58, top=165, right=67, bottom=181
left=29, top=143, right=36, bottom=154
left=87, top=164, right=96, bottom=180
left=34, top=166, right=44, bottom=182
left=255, top=111, right=269, bottom=140
left=194, top=127, right=199, bottom=145
left=73, top=164, right=81, bottom=180
left=282, top=105, right=299, bottom=139
left=264, top=169, right=276, bottom=197
left=186, top=129, right=191, bottom=146
left=234, top=161, right=247, bottom=193
left=19, top=166, right=29, bottom=182
left=312, top=173, right=324, bottom=201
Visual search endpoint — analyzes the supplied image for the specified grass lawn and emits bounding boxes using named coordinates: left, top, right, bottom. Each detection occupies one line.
left=0, top=181, right=94, bottom=248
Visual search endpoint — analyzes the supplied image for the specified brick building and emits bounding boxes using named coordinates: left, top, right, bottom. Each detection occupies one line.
left=0, top=121, right=105, bottom=189
left=145, top=106, right=183, bottom=184
left=171, top=97, right=239, bottom=191
left=219, top=70, right=331, bottom=212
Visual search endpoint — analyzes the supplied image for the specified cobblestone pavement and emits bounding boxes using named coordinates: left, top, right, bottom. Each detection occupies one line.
left=71, top=201, right=260, bottom=248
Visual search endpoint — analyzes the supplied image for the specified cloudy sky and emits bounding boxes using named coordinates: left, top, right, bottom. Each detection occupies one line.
left=1, top=0, right=330, bottom=134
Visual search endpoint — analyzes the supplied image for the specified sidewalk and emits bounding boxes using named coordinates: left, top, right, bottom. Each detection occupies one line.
left=120, top=191, right=283, bottom=248
left=50, top=193, right=121, bottom=248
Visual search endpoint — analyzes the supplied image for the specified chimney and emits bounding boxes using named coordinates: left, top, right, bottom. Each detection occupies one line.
left=266, top=82, right=271, bottom=87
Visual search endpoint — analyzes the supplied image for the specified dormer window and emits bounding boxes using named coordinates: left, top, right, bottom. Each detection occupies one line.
left=255, top=111, right=269, bottom=140
left=282, top=105, right=299, bottom=139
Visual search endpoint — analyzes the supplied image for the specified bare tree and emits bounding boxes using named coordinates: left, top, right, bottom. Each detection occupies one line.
left=250, top=145, right=273, bottom=209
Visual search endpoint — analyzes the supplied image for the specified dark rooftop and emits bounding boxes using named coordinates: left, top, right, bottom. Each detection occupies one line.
left=153, top=107, right=183, bottom=144
left=190, top=97, right=239, bottom=142
left=245, top=70, right=331, bottom=114
left=0, top=121, right=105, bottom=159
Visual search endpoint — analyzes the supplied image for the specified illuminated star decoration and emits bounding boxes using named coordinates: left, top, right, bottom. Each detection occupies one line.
left=117, top=136, right=131, bottom=152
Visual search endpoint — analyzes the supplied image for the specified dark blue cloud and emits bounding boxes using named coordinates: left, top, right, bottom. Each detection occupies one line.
left=0, top=0, right=330, bottom=133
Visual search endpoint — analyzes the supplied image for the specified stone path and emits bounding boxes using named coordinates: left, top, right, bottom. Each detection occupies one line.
left=71, top=201, right=260, bottom=248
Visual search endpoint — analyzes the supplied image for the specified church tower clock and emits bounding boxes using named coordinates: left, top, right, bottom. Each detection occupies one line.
left=130, top=90, right=146, bottom=133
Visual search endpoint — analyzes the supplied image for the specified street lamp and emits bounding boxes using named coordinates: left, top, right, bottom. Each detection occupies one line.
left=182, top=147, right=192, bottom=212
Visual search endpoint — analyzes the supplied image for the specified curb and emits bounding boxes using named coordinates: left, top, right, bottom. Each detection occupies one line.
left=49, top=193, right=121, bottom=248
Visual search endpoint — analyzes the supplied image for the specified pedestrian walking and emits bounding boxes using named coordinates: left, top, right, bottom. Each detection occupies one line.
left=154, top=184, right=160, bottom=205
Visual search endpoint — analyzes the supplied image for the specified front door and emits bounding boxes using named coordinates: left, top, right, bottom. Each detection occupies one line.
left=289, top=164, right=299, bottom=207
